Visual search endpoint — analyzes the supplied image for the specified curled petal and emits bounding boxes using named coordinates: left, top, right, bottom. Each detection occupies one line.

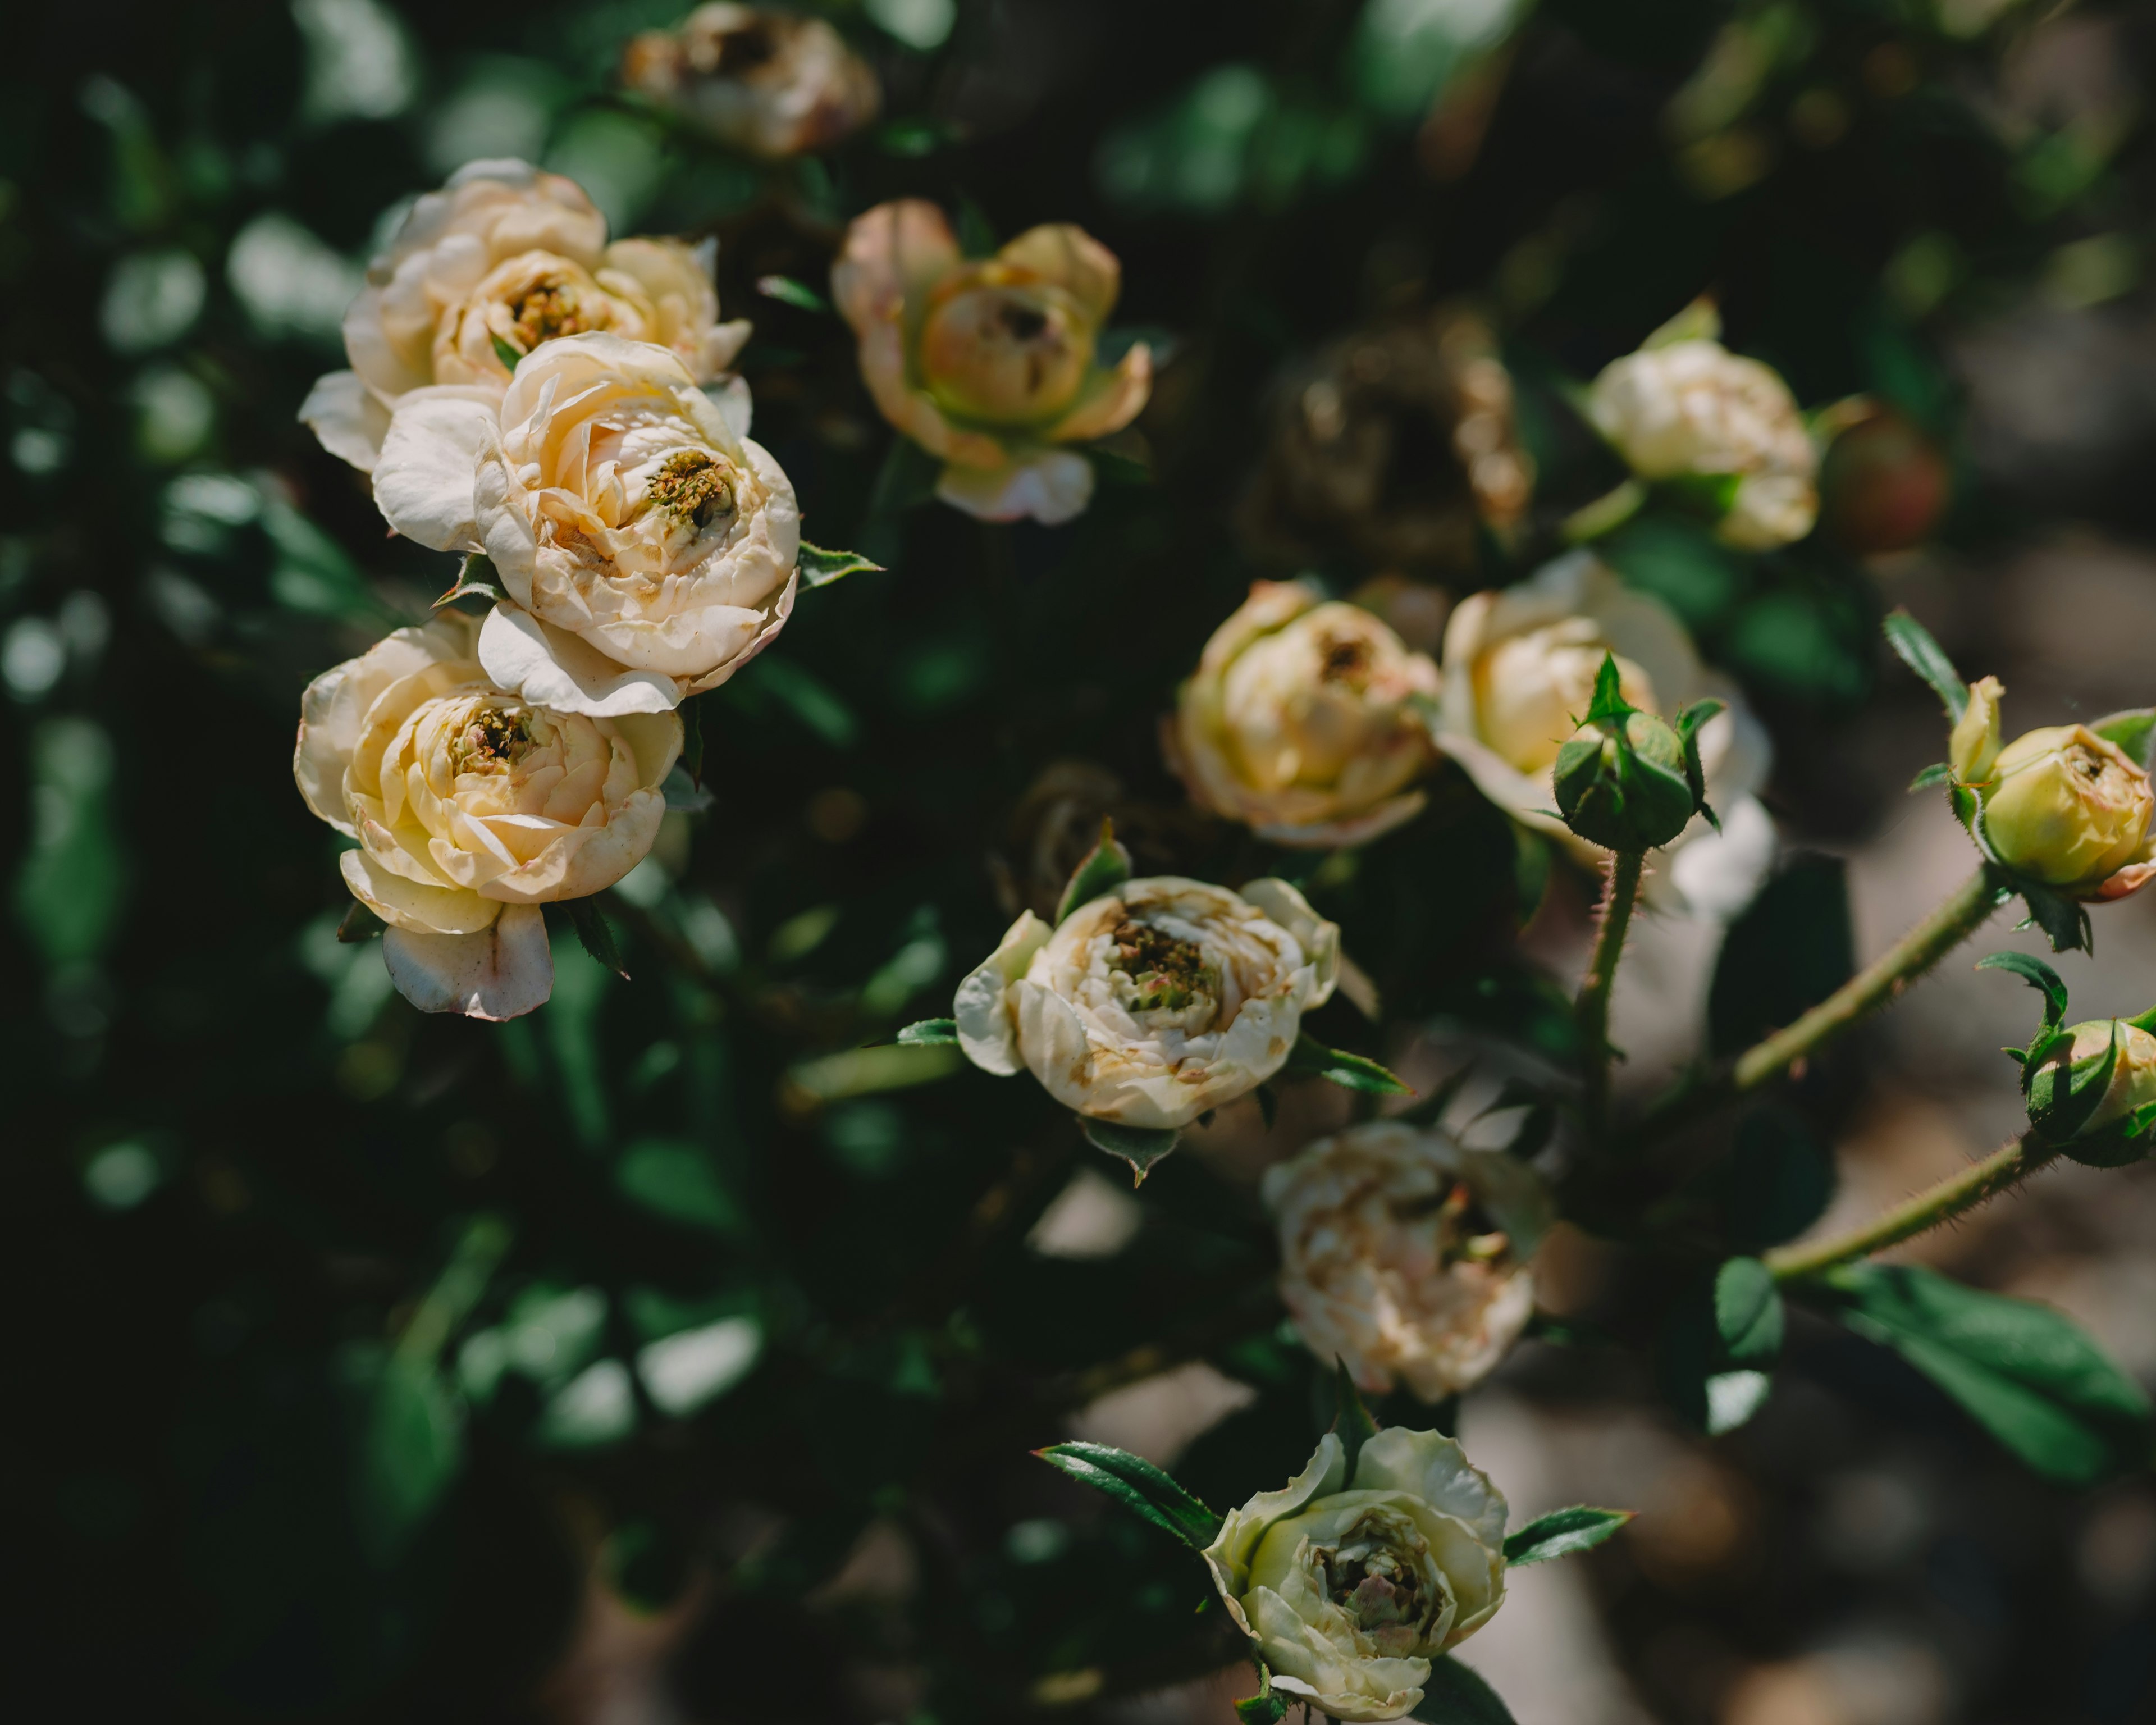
left=954, top=911, right=1053, bottom=1076
left=382, top=903, right=554, bottom=1020
left=373, top=387, right=502, bottom=551
left=479, top=604, right=682, bottom=716
left=995, top=223, right=1122, bottom=326
left=298, top=369, right=394, bottom=472
left=1048, top=343, right=1152, bottom=445
left=340, top=847, right=501, bottom=935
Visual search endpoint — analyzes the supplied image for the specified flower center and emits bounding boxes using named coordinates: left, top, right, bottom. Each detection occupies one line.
left=510, top=276, right=601, bottom=352
left=1107, top=918, right=1217, bottom=1015
left=450, top=705, right=532, bottom=775
left=646, top=449, right=737, bottom=530
left=1315, top=1518, right=1433, bottom=1654
left=1320, top=631, right=1373, bottom=684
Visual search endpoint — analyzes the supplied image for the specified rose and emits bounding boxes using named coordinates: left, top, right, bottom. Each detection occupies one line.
left=831, top=200, right=1152, bottom=524
left=1980, top=724, right=2156, bottom=898
left=372, top=332, right=800, bottom=717
left=1165, top=582, right=1442, bottom=848
left=953, top=875, right=1339, bottom=1130
left=1202, top=1427, right=1508, bottom=1722
left=294, top=611, right=680, bottom=1020
left=1587, top=321, right=1817, bottom=550
left=620, top=3, right=880, bottom=158
left=1437, top=553, right=1770, bottom=868
left=2031, top=1017, right=2156, bottom=1143
left=1263, top=1121, right=1553, bottom=1401
left=300, top=160, right=750, bottom=472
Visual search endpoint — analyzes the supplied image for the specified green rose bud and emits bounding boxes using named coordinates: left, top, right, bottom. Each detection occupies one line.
left=2026, top=1017, right=2156, bottom=1165
left=1549, top=654, right=1720, bottom=853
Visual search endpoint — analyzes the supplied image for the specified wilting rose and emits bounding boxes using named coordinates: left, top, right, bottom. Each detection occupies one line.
left=831, top=200, right=1151, bottom=524
left=1588, top=325, right=1817, bottom=550
left=300, top=160, right=750, bottom=471
left=621, top=4, right=879, bottom=158
left=1979, top=723, right=2156, bottom=899
left=372, top=332, right=800, bottom=716
left=1437, top=553, right=1769, bottom=863
left=294, top=611, right=679, bottom=1020
left=1244, top=308, right=1533, bottom=572
left=1264, top=1121, right=1553, bottom=1401
left=1166, top=582, right=1441, bottom=848
left=1202, top=1427, right=1508, bottom=1722
left=953, top=876, right=1339, bottom=1130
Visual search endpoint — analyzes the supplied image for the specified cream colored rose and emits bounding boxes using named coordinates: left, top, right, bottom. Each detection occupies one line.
left=832, top=200, right=1152, bottom=524
left=1588, top=335, right=1817, bottom=550
left=294, top=611, right=680, bottom=1020
left=1202, top=1428, right=1508, bottom=1722
left=1264, top=1121, right=1554, bottom=1401
left=1981, top=724, right=2156, bottom=899
left=954, top=876, right=1339, bottom=1130
left=372, top=332, right=800, bottom=717
left=1166, top=582, right=1442, bottom=850
left=622, top=4, right=880, bottom=158
left=1437, top=553, right=1770, bottom=869
left=300, top=159, right=750, bottom=471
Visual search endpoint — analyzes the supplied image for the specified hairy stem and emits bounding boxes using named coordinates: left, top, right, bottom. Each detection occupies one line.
left=1764, top=1130, right=2056, bottom=1282
left=1577, top=850, right=1645, bottom=1130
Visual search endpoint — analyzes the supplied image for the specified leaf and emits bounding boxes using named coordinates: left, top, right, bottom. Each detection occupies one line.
left=1811, top=1263, right=2154, bottom=1484
left=2090, top=706, right=2156, bottom=772
left=1234, top=1667, right=1289, bottom=1725
left=1714, top=1257, right=1784, bottom=1365
left=1882, top=608, right=1968, bottom=720
left=2015, top=882, right=2093, bottom=955
left=560, top=898, right=629, bottom=981
left=1055, top=820, right=1134, bottom=923
left=1708, top=855, right=1854, bottom=1057
left=1281, top=1033, right=1413, bottom=1096
left=756, top=273, right=829, bottom=313
left=1332, top=1359, right=1378, bottom=1488
left=896, top=1018, right=960, bottom=1046
left=1976, top=950, right=2070, bottom=1029
left=433, top=551, right=503, bottom=610
left=490, top=332, right=523, bottom=371
left=1908, top=761, right=1953, bottom=791
left=1657, top=1270, right=1777, bottom=1436
left=343, top=1344, right=463, bottom=1568
left=1079, top=1116, right=1181, bottom=1182
left=797, top=541, right=885, bottom=588
left=1034, top=1441, right=1221, bottom=1547
left=1410, top=1656, right=1518, bottom=1724
left=615, top=1139, right=743, bottom=1237
left=1716, top=1110, right=1834, bottom=1250
left=1501, top=1505, right=1634, bottom=1566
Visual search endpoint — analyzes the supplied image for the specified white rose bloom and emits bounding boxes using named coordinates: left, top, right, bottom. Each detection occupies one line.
left=1166, top=581, right=1442, bottom=850
left=372, top=331, right=801, bottom=717
left=300, top=159, right=751, bottom=471
left=954, top=876, right=1340, bottom=1131
left=1264, top=1122, right=1554, bottom=1402
left=1202, top=1427, right=1509, bottom=1722
left=294, top=610, right=680, bottom=1020
left=620, top=3, right=881, bottom=159
left=1437, top=553, right=1771, bottom=874
left=1588, top=336, right=1817, bottom=550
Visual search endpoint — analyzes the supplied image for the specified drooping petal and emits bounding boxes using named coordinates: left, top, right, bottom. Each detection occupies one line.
left=953, top=911, right=1053, bottom=1076
left=478, top=604, right=682, bottom=716
left=935, top=451, right=1094, bottom=524
left=381, top=903, right=554, bottom=1020
left=373, top=387, right=503, bottom=551
left=298, top=368, right=394, bottom=472
left=340, top=847, right=501, bottom=935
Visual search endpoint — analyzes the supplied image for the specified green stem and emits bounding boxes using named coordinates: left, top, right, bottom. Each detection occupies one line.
left=1577, top=850, right=1645, bottom=1129
left=1765, top=1130, right=2055, bottom=1282
left=1637, top=863, right=2006, bottom=1147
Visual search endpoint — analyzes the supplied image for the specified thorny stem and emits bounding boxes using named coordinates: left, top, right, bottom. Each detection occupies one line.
left=1577, top=850, right=1645, bottom=1130
left=1764, top=1130, right=2057, bottom=1283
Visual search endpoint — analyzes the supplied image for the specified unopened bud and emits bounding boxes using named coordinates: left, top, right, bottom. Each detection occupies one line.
left=2027, top=1017, right=2156, bottom=1164
left=1980, top=723, right=2155, bottom=897
left=1553, top=710, right=1699, bottom=852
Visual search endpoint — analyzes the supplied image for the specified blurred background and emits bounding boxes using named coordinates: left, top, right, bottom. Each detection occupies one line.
left=6, top=1, right=2156, bottom=1721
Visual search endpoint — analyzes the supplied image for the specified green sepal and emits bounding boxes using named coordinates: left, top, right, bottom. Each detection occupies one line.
left=756, top=273, right=830, bottom=314
left=797, top=542, right=885, bottom=588
left=2015, top=881, right=2093, bottom=955
left=1501, top=1505, right=1635, bottom=1567
left=434, top=552, right=503, bottom=610
left=896, top=1019, right=960, bottom=1047
left=1409, top=1656, right=1519, bottom=1724
left=2060, top=1119, right=2154, bottom=1169
left=2027, top=1017, right=2120, bottom=1144
left=2090, top=706, right=2156, bottom=772
left=1234, top=1664, right=1289, bottom=1725
left=1714, top=1257, right=1784, bottom=1366
left=1331, top=1359, right=1378, bottom=1488
left=1882, top=608, right=1968, bottom=721
left=1281, top=1034, right=1413, bottom=1096
left=1033, top=1441, right=1222, bottom=1548
left=1079, top=1116, right=1180, bottom=1183
left=1055, top=819, right=1134, bottom=924
left=1908, top=761, right=1953, bottom=792
left=1976, top=950, right=2069, bottom=1029
left=490, top=333, right=523, bottom=371
left=1643, top=295, right=1721, bottom=348
left=564, top=898, right=629, bottom=980
left=1583, top=651, right=1633, bottom=727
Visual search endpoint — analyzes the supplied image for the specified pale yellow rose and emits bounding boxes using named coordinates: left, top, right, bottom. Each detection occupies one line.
left=1263, top=1121, right=1553, bottom=1401
left=300, top=160, right=750, bottom=471
left=954, top=876, right=1339, bottom=1131
left=293, top=611, right=680, bottom=1020
left=1202, top=1429, right=1509, bottom=1722
left=1166, top=582, right=1441, bottom=848
left=1981, top=723, right=2156, bottom=898
left=622, top=4, right=880, bottom=158
left=832, top=200, right=1152, bottom=524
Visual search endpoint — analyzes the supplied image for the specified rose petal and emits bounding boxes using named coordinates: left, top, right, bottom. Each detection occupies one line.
left=373, top=387, right=502, bottom=551
left=479, top=604, right=682, bottom=716
left=935, top=451, right=1094, bottom=525
left=381, top=903, right=553, bottom=1020
left=298, top=369, right=394, bottom=472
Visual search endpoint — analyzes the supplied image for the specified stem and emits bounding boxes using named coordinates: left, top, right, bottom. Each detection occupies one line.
left=1637, top=863, right=2006, bottom=1147
left=1764, top=1130, right=2057, bottom=1282
left=1577, top=850, right=1645, bottom=1129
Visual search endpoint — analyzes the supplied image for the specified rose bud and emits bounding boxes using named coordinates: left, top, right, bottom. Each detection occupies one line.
left=294, top=611, right=679, bottom=1020
left=1949, top=673, right=2004, bottom=786
left=1550, top=656, right=1718, bottom=854
left=1164, top=581, right=1442, bottom=849
left=620, top=4, right=880, bottom=159
left=2024, top=1016, right=2156, bottom=1163
left=301, top=161, right=750, bottom=472
left=1202, top=1426, right=1508, bottom=1722
left=1587, top=300, right=1818, bottom=550
left=1819, top=404, right=1952, bottom=554
left=953, top=875, right=1338, bottom=1132
left=831, top=200, right=1151, bottom=524
left=1263, top=1121, right=1554, bottom=1401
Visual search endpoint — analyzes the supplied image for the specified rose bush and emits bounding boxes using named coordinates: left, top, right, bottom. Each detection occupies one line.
left=1164, top=581, right=1441, bottom=848
left=620, top=3, right=880, bottom=158
left=372, top=332, right=800, bottom=715
left=293, top=611, right=680, bottom=1020
left=1201, top=1427, right=1509, bottom=1722
left=832, top=199, right=1151, bottom=523
left=300, top=160, right=750, bottom=471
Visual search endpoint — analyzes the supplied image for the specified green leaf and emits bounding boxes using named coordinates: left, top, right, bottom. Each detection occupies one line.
left=1034, top=1441, right=1221, bottom=1547
left=1410, top=1656, right=1518, bottom=1724
left=1281, top=1033, right=1413, bottom=1096
left=434, top=551, right=503, bottom=610
left=1501, top=1505, right=1634, bottom=1566
left=1709, top=855, right=1854, bottom=1057
left=1714, top=1257, right=1784, bottom=1365
left=2014, top=880, right=2092, bottom=955
left=491, top=332, right=524, bottom=371
left=1079, top=1116, right=1181, bottom=1183
left=1055, top=820, right=1134, bottom=923
left=1908, top=761, right=1953, bottom=791
left=797, top=541, right=885, bottom=588
left=565, top=898, right=629, bottom=981
left=1976, top=950, right=2069, bottom=1028
left=896, top=1018, right=959, bottom=1046
left=1332, top=1359, right=1378, bottom=1487
left=1811, top=1263, right=2154, bottom=1484
left=756, top=273, right=830, bottom=314
left=343, top=1344, right=463, bottom=1568
left=1715, top=1110, right=1834, bottom=1250
left=1882, top=608, right=1968, bottom=720
left=2090, top=707, right=2156, bottom=772
left=615, top=1139, right=743, bottom=1236
left=1657, top=1270, right=1777, bottom=1436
